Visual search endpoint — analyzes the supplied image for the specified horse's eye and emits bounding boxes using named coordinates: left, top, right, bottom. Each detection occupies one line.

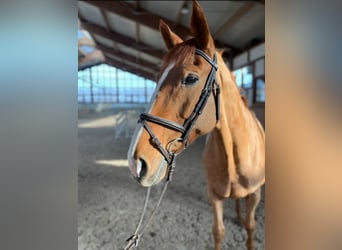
left=182, top=74, right=199, bottom=86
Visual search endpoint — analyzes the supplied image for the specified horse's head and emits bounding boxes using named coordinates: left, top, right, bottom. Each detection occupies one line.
left=128, top=0, right=221, bottom=186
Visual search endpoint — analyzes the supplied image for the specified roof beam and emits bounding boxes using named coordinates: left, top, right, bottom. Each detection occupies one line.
left=97, top=44, right=160, bottom=72
left=84, top=0, right=190, bottom=38
left=84, top=0, right=240, bottom=54
left=105, top=56, right=156, bottom=81
left=100, top=9, right=111, bottom=31
left=98, top=9, right=120, bottom=52
left=80, top=20, right=164, bottom=59
left=213, top=2, right=256, bottom=39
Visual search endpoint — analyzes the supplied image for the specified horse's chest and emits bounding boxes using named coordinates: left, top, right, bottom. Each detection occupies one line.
left=203, top=132, right=264, bottom=198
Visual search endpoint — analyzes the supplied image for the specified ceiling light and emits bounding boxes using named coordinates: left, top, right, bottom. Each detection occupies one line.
left=181, top=2, right=189, bottom=15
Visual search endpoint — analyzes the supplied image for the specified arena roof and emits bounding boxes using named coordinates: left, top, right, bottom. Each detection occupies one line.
left=78, top=1, right=265, bottom=80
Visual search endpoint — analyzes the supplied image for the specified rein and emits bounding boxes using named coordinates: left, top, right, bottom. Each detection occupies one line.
left=124, top=153, right=176, bottom=250
left=123, top=48, right=219, bottom=250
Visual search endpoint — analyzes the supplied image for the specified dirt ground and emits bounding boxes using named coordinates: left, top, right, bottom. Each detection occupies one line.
left=78, top=111, right=265, bottom=250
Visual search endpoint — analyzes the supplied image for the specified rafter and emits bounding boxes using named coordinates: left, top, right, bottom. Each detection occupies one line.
left=84, top=0, right=189, bottom=38
left=213, top=2, right=256, bottom=39
left=97, top=44, right=160, bottom=72
left=105, top=56, right=156, bottom=81
left=98, top=9, right=120, bottom=52
left=100, top=9, right=111, bottom=31
left=80, top=19, right=164, bottom=59
left=84, top=0, right=240, bottom=54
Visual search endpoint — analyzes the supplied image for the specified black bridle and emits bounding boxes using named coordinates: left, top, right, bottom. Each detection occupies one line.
left=123, top=49, right=220, bottom=250
left=138, top=48, right=220, bottom=167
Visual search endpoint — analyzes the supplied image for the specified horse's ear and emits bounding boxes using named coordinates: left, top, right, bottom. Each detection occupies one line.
left=159, top=19, right=183, bottom=50
left=217, top=49, right=225, bottom=56
left=190, top=0, right=215, bottom=51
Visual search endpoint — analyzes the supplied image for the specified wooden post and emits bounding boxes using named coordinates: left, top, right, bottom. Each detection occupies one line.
left=115, top=67, right=119, bottom=103
left=144, top=78, right=148, bottom=103
left=89, top=68, right=94, bottom=104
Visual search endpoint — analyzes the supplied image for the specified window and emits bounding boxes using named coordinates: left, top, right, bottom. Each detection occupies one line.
left=233, top=58, right=265, bottom=106
left=233, top=65, right=254, bottom=106
left=256, top=77, right=265, bottom=103
left=78, top=64, right=156, bottom=104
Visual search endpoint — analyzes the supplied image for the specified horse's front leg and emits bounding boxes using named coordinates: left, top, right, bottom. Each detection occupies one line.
left=244, top=187, right=261, bottom=250
left=235, top=199, right=244, bottom=223
left=208, top=190, right=225, bottom=250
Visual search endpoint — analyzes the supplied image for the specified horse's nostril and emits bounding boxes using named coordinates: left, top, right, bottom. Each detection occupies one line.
left=137, top=158, right=148, bottom=179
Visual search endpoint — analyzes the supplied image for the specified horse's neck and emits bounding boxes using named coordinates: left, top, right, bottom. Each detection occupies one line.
left=215, top=66, right=252, bottom=147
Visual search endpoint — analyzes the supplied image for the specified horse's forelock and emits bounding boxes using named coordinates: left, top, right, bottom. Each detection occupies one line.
left=164, top=40, right=196, bottom=66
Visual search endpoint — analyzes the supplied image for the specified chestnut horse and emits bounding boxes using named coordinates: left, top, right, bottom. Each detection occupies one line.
left=127, top=1, right=265, bottom=249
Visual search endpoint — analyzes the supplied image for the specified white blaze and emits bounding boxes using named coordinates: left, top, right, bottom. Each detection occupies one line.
left=127, top=62, right=175, bottom=170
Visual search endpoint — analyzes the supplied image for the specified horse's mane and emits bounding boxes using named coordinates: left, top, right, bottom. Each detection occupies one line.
left=240, top=93, right=259, bottom=121
left=241, top=95, right=249, bottom=107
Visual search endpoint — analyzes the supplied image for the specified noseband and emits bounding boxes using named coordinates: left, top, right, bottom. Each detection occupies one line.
left=138, top=49, right=220, bottom=165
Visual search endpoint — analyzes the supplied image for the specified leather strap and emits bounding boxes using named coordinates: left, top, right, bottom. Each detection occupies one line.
left=140, top=113, right=185, bottom=134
